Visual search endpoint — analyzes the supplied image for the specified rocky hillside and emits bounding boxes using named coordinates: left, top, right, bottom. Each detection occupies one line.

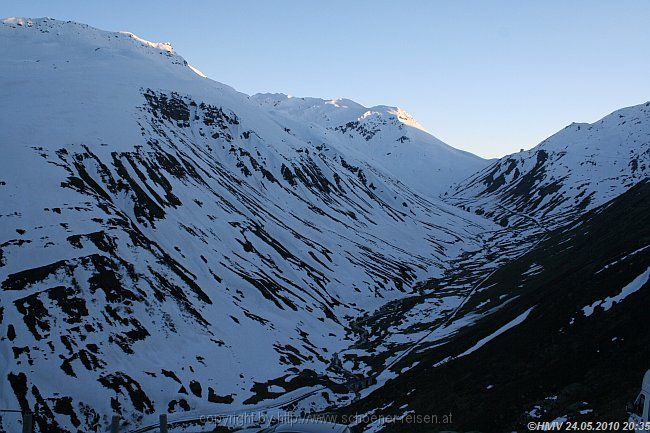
left=343, top=180, right=650, bottom=432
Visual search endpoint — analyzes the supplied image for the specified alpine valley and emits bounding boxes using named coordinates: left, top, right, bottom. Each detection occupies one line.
left=0, top=17, right=648, bottom=433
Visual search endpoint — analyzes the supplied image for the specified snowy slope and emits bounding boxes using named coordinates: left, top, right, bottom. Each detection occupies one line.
left=448, top=103, right=650, bottom=227
left=252, top=93, right=489, bottom=197
left=0, top=17, right=494, bottom=432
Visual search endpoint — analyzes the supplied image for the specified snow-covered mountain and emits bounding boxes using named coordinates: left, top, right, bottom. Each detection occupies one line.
left=447, top=103, right=650, bottom=228
left=252, top=93, right=488, bottom=197
left=0, top=17, right=493, bottom=432
left=1, top=15, right=648, bottom=433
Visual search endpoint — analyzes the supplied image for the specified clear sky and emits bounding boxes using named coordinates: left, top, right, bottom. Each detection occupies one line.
left=3, top=1, right=650, bottom=158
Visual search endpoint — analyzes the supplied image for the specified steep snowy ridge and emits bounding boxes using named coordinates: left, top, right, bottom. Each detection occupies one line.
left=448, top=102, right=650, bottom=228
left=0, top=17, right=492, bottom=432
left=253, top=93, right=489, bottom=196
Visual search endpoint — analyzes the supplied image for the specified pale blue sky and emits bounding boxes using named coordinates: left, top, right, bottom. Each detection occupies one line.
left=4, top=1, right=650, bottom=158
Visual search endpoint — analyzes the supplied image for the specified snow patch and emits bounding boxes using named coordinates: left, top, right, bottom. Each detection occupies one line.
left=582, top=266, right=650, bottom=316
left=434, top=308, right=533, bottom=367
left=456, top=307, right=533, bottom=358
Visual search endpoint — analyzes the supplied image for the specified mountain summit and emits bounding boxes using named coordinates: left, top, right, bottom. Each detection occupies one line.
left=253, top=93, right=488, bottom=196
